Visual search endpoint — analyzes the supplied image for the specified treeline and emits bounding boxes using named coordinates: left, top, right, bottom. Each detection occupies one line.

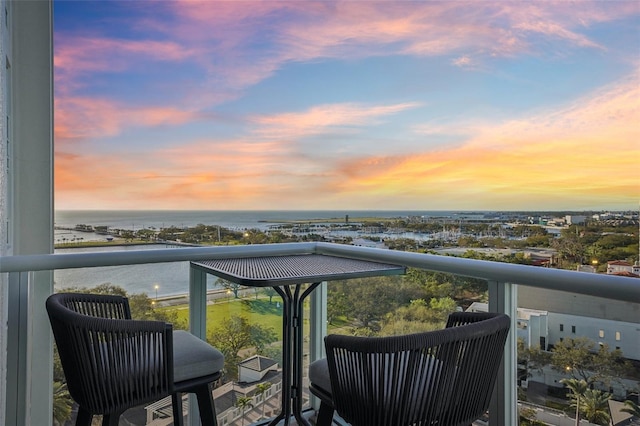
left=327, top=268, right=487, bottom=336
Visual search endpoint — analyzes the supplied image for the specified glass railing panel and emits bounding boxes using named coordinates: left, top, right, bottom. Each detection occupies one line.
left=516, top=287, right=640, bottom=425
left=205, top=283, right=286, bottom=426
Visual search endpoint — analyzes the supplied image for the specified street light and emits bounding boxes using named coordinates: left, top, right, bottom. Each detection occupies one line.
left=154, top=284, right=159, bottom=302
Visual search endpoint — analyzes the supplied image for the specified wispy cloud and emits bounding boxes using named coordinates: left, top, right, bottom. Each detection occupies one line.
left=55, top=70, right=639, bottom=210
left=252, top=102, right=421, bottom=140
left=321, top=71, right=639, bottom=209
left=55, top=96, right=204, bottom=143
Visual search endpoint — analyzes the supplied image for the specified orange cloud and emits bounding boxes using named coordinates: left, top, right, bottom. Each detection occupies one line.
left=323, top=73, right=639, bottom=209
left=55, top=70, right=639, bottom=210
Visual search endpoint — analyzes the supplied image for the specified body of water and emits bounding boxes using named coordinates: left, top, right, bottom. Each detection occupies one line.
left=54, top=244, right=219, bottom=297
left=55, top=209, right=483, bottom=230
left=52, top=209, right=486, bottom=297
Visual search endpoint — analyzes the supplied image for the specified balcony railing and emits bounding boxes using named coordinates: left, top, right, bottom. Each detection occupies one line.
left=2, top=241, right=638, bottom=425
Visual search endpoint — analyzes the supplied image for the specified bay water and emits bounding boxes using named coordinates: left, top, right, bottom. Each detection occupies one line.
left=53, top=210, right=474, bottom=297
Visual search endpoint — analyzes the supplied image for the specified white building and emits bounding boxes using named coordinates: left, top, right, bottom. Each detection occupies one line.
left=469, top=291, right=640, bottom=398
left=516, top=286, right=640, bottom=361
left=607, top=260, right=640, bottom=277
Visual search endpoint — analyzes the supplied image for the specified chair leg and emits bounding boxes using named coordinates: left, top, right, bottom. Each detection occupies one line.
left=75, top=407, right=92, bottom=426
left=194, top=382, right=217, bottom=426
left=172, top=392, right=184, bottom=426
left=101, top=412, right=122, bottom=426
left=315, top=402, right=334, bottom=426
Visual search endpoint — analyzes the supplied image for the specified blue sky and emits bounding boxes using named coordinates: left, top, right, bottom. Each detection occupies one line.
left=53, top=1, right=640, bottom=211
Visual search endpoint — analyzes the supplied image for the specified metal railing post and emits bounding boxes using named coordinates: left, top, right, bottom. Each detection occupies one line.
left=188, top=265, right=208, bottom=426
left=309, top=281, right=328, bottom=411
left=488, top=280, right=518, bottom=426
left=189, top=265, right=208, bottom=339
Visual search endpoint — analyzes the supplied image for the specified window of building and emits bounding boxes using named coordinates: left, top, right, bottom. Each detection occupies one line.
left=571, top=325, right=576, bottom=333
left=599, top=329, right=604, bottom=338
left=615, top=331, right=621, bottom=341
left=559, top=324, right=564, bottom=332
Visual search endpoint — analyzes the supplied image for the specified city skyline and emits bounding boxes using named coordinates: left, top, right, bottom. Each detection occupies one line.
left=54, top=1, right=639, bottom=211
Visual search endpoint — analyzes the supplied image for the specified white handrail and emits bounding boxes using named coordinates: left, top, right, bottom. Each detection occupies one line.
left=1, top=242, right=638, bottom=303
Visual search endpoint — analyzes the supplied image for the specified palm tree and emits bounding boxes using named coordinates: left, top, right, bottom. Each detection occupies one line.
left=580, top=389, right=610, bottom=425
left=561, top=378, right=588, bottom=426
left=235, top=396, right=253, bottom=426
left=255, top=381, right=272, bottom=419
left=52, top=381, right=72, bottom=425
left=621, top=399, right=640, bottom=418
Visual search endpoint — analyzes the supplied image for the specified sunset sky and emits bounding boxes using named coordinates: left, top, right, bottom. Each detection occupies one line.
left=54, top=1, right=640, bottom=211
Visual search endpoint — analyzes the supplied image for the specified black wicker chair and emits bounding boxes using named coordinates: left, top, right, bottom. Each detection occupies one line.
left=309, top=312, right=510, bottom=426
left=46, top=292, right=224, bottom=426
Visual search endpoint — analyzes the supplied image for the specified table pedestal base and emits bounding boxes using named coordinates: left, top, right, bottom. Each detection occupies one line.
left=267, top=282, right=320, bottom=426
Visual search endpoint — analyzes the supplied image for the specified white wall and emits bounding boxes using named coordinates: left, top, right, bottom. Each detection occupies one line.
left=2, top=2, right=54, bottom=424
left=0, top=0, right=9, bottom=423
left=547, top=313, right=639, bottom=361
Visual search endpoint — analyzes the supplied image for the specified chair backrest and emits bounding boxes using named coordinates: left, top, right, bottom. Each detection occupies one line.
left=324, top=312, right=510, bottom=426
left=46, top=292, right=173, bottom=415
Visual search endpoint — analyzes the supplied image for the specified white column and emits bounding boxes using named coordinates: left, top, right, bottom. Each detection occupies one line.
left=0, top=0, right=10, bottom=423
left=6, top=1, right=54, bottom=425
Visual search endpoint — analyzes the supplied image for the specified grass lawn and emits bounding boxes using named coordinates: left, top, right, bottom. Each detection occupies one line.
left=166, top=297, right=360, bottom=341
left=171, top=296, right=287, bottom=339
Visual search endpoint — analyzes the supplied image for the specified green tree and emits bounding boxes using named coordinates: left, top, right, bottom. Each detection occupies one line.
left=340, top=276, right=404, bottom=329
left=217, top=277, right=242, bottom=298
left=208, top=315, right=277, bottom=380
left=561, top=378, right=588, bottom=426
left=235, top=396, right=253, bottom=426
left=517, top=342, right=551, bottom=378
left=551, top=337, right=630, bottom=387
left=551, top=228, right=584, bottom=267
left=327, top=281, right=350, bottom=324
left=52, top=381, right=72, bottom=425
left=262, top=287, right=279, bottom=304
left=621, top=399, right=640, bottom=418
left=119, top=229, right=135, bottom=241
left=379, top=297, right=457, bottom=336
left=403, top=269, right=454, bottom=299
left=255, top=381, right=272, bottom=419
left=580, top=389, right=610, bottom=425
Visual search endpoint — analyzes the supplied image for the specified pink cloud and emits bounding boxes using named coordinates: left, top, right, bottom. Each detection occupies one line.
left=252, top=102, right=421, bottom=139
left=55, top=35, right=198, bottom=77
left=55, top=96, right=203, bottom=144
left=127, top=1, right=630, bottom=99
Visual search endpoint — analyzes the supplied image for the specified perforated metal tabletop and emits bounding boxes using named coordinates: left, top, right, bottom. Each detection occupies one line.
left=191, top=254, right=406, bottom=287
